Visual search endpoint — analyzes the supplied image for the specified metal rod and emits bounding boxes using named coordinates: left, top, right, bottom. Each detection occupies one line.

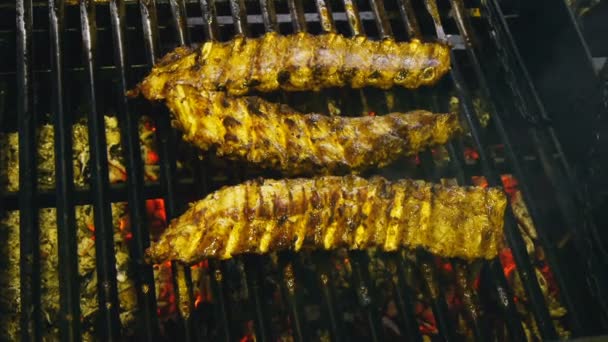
left=396, top=0, right=420, bottom=39
left=314, top=253, right=344, bottom=342
left=397, top=3, right=526, bottom=338
left=136, top=1, right=194, bottom=340
left=16, top=0, right=42, bottom=340
left=169, top=0, right=191, bottom=45
left=48, top=0, right=81, bottom=340
left=314, top=0, right=335, bottom=33
left=342, top=0, right=363, bottom=36
left=108, top=0, right=159, bottom=339
left=229, top=0, right=248, bottom=36
left=209, top=261, right=231, bottom=342
left=287, top=0, right=306, bottom=33
left=198, top=0, right=220, bottom=41
left=280, top=260, right=305, bottom=342
left=79, top=0, right=122, bottom=339
left=350, top=252, right=382, bottom=342
left=393, top=255, right=423, bottom=342
left=454, top=262, right=488, bottom=342
left=440, top=108, right=527, bottom=341
left=448, top=0, right=586, bottom=335
left=414, top=0, right=558, bottom=337
left=367, top=0, right=392, bottom=39
left=259, top=0, right=278, bottom=32
left=244, top=256, right=271, bottom=342
left=450, top=54, right=558, bottom=339
left=417, top=253, right=456, bottom=342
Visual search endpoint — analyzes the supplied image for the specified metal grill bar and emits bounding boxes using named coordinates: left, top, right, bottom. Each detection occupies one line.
left=79, top=0, right=122, bottom=339
left=279, top=257, right=306, bottom=342
left=440, top=104, right=527, bottom=341
left=164, top=2, right=200, bottom=340
left=315, top=0, right=335, bottom=33
left=108, top=0, right=160, bottom=339
left=259, top=0, right=278, bottom=32
left=393, top=255, right=423, bottom=342
left=448, top=0, right=587, bottom=335
left=209, top=261, right=232, bottom=342
left=391, top=2, right=527, bottom=339
left=416, top=252, right=456, bottom=341
left=48, top=0, right=81, bottom=340
left=229, top=0, right=248, bottom=36
left=350, top=252, right=381, bottom=341
left=342, top=0, right=363, bottom=36
left=169, top=0, right=191, bottom=45
left=367, top=0, right=391, bottom=38
left=396, top=0, right=420, bottom=39
left=244, top=257, right=271, bottom=342
left=199, top=0, right=220, bottom=41
left=483, top=0, right=608, bottom=329
left=314, top=253, right=344, bottom=342
left=287, top=0, right=306, bottom=33
left=425, top=0, right=557, bottom=338
left=16, top=0, right=42, bottom=340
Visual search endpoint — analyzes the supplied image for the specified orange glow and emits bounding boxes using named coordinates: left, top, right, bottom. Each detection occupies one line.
left=194, top=294, right=203, bottom=308
left=500, top=249, right=517, bottom=279
left=87, top=223, right=95, bottom=232
left=464, top=147, right=479, bottom=161
left=147, top=151, right=160, bottom=165
left=368, top=111, right=376, bottom=117
left=471, top=176, right=489, bottom=188
left=500, top=174, right=519, bottom=198
left=144, top=121, right=157, bottom=133
left=146, top=199, right=167, bottom=225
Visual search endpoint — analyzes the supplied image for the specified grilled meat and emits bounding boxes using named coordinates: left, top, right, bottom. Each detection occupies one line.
left=146, top=175, right=506, bottom=263
left=166, top=84, right=460, bottom=175
left=132, top=32, right=451, bottom=100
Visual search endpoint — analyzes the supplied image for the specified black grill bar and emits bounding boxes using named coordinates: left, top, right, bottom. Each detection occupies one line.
left=169, top=0, right=190, bottom=45
left=16, top=0, right=42, bottom=340
left=136, top=1, right=196, bottom=341
left=229, top=0, right=248, bottom=36
left=315, top=0, right=335, bottom=33
left=449, top=0, right=587, bottom=335
left=350, top=252, right=382, bottom=342
left=367, top=0, right=391, bottom=39
left=438, top=97, right=527, bottom=341
left=199, top=0, right=220, bottom=41
left=287, top=0, right=306, bottom=33
left=48, top=0, right=81, bottom=340
left=79, top=0, right=122, bottom=339
left=108, top=0, right=159, bottom=339
left=393, top=255, right=423, bottom=342
left=164, top=1, right=201, bottom=340
left=484, top=0, right=608, bottom=329
left=419, top=255, right=456, bottom=342
left=393, top=2, right=526, bottom=339
left=451, top=50, right=558, bottom=339
left=396, top=0, right=420, bottom=39
left=209, top=261, right=232, bottom=342
left=259, top=0, right=278, bottom=32
left=244, top=257, right=271, bottom=342
left=314, top=253, right=344, bottom=342
left=454, top=262, right=489, bottom=341
left=342, top=0, right=363, bottom=36
left=279, top=258, right=306, bottom=342
left=420, top=0, right=554, bottom=338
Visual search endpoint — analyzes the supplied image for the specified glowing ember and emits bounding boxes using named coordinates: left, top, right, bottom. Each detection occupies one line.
left=464, top=147, right=479, bottom=161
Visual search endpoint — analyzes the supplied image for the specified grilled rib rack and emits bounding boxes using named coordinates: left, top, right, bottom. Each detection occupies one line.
left=3, top=0, right=608, bottom=340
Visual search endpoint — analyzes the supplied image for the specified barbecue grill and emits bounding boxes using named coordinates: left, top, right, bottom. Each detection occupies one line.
left=2, top=0, right=608, bottom=340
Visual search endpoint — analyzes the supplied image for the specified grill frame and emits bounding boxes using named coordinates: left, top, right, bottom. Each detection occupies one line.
left=4, top=0, right=608, bottom=340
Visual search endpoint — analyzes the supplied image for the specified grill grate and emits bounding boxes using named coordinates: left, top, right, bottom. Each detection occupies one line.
left=6, top=0, right=608, bottom=340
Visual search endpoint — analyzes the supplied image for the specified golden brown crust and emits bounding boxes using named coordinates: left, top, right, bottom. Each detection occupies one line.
left=165, top=84, right=460, bottom=175
left=145, top=175, right=506, bottom=264
left=133, top=32, right=451, bottom=100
